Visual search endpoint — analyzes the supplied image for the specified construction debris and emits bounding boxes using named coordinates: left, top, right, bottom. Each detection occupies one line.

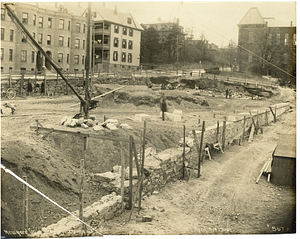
left=256, top=158, right=273, bottom=184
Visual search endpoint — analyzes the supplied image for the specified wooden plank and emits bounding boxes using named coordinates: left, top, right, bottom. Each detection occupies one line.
left=256, top=161, right=268, bottom=184
left=128, top=174, right=144, bottom=222
left=198, top=121, right=205, bottom=178
left=29, top=126, right=140, bottom=143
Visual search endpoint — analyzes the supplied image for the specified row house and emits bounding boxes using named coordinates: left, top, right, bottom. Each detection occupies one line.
left=1, top=3, right=143, bottom=74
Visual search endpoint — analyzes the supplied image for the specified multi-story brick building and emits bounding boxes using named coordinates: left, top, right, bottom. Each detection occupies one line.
left=237, top=7, right=296, bottom=80
left=0, top=2, right=143, bottom=74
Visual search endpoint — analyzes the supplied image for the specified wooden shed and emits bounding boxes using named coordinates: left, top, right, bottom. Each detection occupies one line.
left=271, top=134, right=296, bottom=187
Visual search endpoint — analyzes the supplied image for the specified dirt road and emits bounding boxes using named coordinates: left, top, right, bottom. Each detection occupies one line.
left=98, top=109, right=296, bottom=235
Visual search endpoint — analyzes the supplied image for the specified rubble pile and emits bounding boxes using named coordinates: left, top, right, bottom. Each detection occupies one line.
left=60, top=116, right=132, bottom=131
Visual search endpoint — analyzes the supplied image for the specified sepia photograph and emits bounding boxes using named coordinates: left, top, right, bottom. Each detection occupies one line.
left=0, top=0, right=297, bottom=237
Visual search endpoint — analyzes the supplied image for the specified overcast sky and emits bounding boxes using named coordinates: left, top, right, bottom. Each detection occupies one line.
left=102, top=1, right=296, bottom=47
left=15, top=1, right=296, bottom=47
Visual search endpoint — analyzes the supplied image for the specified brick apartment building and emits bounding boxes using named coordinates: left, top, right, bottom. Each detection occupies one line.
left=237, top=7, right=296, bottom=80
left=0, top=2, right=143, bottom=74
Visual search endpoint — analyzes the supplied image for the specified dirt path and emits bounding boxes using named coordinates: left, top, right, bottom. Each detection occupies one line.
left=99, top=110, right=296, bottom=235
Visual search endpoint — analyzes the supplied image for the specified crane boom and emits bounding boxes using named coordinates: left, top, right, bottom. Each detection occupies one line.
left=4, top=3, right=86, bottom=105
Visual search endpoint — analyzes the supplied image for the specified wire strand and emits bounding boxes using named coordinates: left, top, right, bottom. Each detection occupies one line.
left=1, top=164, right=103, bottom=237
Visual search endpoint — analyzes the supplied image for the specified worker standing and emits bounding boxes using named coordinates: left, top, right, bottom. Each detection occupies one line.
left=160, top=93, right=167, bottom=121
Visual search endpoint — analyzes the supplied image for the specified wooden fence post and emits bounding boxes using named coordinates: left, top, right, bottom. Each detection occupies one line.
left=20, top=70, right=24, bottom=96
left=198, top=121, right=205, bottom=178
left=275, top=105, right=277, bottom=122
left=216, top=120, right=219, bottom=142
left=120, top=146, right=125, bottom=211
left=43, top=68, right=47, bottom=96
left=269, top=106, right=276, bottom=123
left=222, top=121, right=227, bottom=150
left=23, top=176, right=28, bottom=231
left=265, top=110, right=268, bottom=125
left=9, top=68, right=12, bottom=88
left=182, top=125, right=186, bottom=179
left=242, top=116, right=246, bottom=142
left=138, top=121, right=146, bottom=214
left=128, top=135, right=133, bottom=210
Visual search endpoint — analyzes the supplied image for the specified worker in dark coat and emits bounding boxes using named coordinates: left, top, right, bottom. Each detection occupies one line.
left=226, top=88, right=229, bottom=99
left=160, top=93, right=167, bottom=121
left=27, top=79, right=33, bottom=96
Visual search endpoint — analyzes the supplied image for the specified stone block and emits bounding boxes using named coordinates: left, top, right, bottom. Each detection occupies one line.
left=173, top=110, right=183, bottom=116
left=69, top=119, right=77, bottom=127
left=93, top=172, right=120, bottom=182
left=134, top=114, right=151, bottom=122
left=179, top=137, right=194, bottom=147
left=165, top=112, right=181, bottom=122
left=93, top=125, right=104, bottom=131
left=81, top=123, right=89, bottom=129
left=61, top=116, right=68, bottom=125
left=120, top=123, right=132, bottom=129
left=144, top=156, right=162, bottom=170
left=106, top=123, right=118, bottom=130
left=105, top=119, right=119, bottom=125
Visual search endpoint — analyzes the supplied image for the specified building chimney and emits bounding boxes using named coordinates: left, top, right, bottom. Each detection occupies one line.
left=114, top=5, right=117, bottom=15
left=291, top=21, right=293, bottom=26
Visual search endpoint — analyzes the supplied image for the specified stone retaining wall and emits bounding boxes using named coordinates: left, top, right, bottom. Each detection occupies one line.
left=31, top=103, right=289, bottom=236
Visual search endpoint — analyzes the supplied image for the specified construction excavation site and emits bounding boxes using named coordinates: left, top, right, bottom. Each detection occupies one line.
left=1, top=73, right=296, bottom=237
left=0, top=3, right=296, bottom=237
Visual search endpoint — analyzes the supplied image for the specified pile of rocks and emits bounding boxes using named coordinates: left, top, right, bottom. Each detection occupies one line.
left=60, top=116, right=132, bottom=131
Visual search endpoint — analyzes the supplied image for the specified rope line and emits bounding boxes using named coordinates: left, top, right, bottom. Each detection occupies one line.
left=0, top=164, right=103, bottom=237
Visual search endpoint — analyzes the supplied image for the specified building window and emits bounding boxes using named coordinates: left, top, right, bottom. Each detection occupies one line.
left=104, top=23, right=109, bottom=30
left=10, top=29, right=13, bottom=41
left=58, top=53, right=63, bottom=63
left=268, top=33, right=272, bottom=45
left=113, top=51, right=118, bottom=61
left=33, top=14, right=36, bottom=26
left=284, top=33, right=289, bottom=45
left=83, top=24, right=86, bottom=34
left=127, top=17, right=132, bottom=24
left=1, top=28, right=4, bottom=40
left=249, top=31, right=254, bottom=43
left=67, top=54, right=69, bottom=64
left=293, top=33, right=296, bottom=45
left=248, top=53, right=252, bottom=63
left=31, top=51, right=34, bottom=63
left=95, top=23, right=103, bottom=29
left=59, top=36, right=64, bottom=46
left=39, top=17, right=43, bottom=28
left=67, top=37, right=70, bottom=47
left=74, top=54, right=79, bottom=64
left=76, top=23, right=81, bottom=33
left=128, top=53, right=132, bottom=63
left=276, top=34, right=281, bottom=45
left=1, top=8, right=5, bottom=20
left=75, top=39, right=80, bottom=48
left=128, top=40, right=133, bottom=50
left=123, top=27, right=127, bottom=35
left=122, top=52, right=126, bottom=62
left=122, top=39, right=127, bottom=49
left=48, top=17, right=52, bottom=28
left=68, top=21, right=71, bottom=31
left=114, top=38, right=119, bottom=47
left=1, top=48, right=4, bottom=60
left=47, top=35, right=51, bottom=45
left=9, top=49, right=13, bottom=61
left=22, top=13, right=28, bottom=24
left=59, top=19, right=64, bottom=30
left=114, top=25, right=119, bottom=33
left=82, top=55, right=85, bottom=64
left=21, top=35, right=27, bottom=43
left=38, top=33, right=42, bottom=44
left=21, top=50, right=27, bottom=62
left=83, top=39, right=85, bottom=49
left=129, top=29, right=133, bottom=37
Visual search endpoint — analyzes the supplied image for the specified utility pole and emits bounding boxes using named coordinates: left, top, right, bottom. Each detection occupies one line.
left=176, top=35, right=179, bottom=75
left=84, top=2, right=92, bottom=117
